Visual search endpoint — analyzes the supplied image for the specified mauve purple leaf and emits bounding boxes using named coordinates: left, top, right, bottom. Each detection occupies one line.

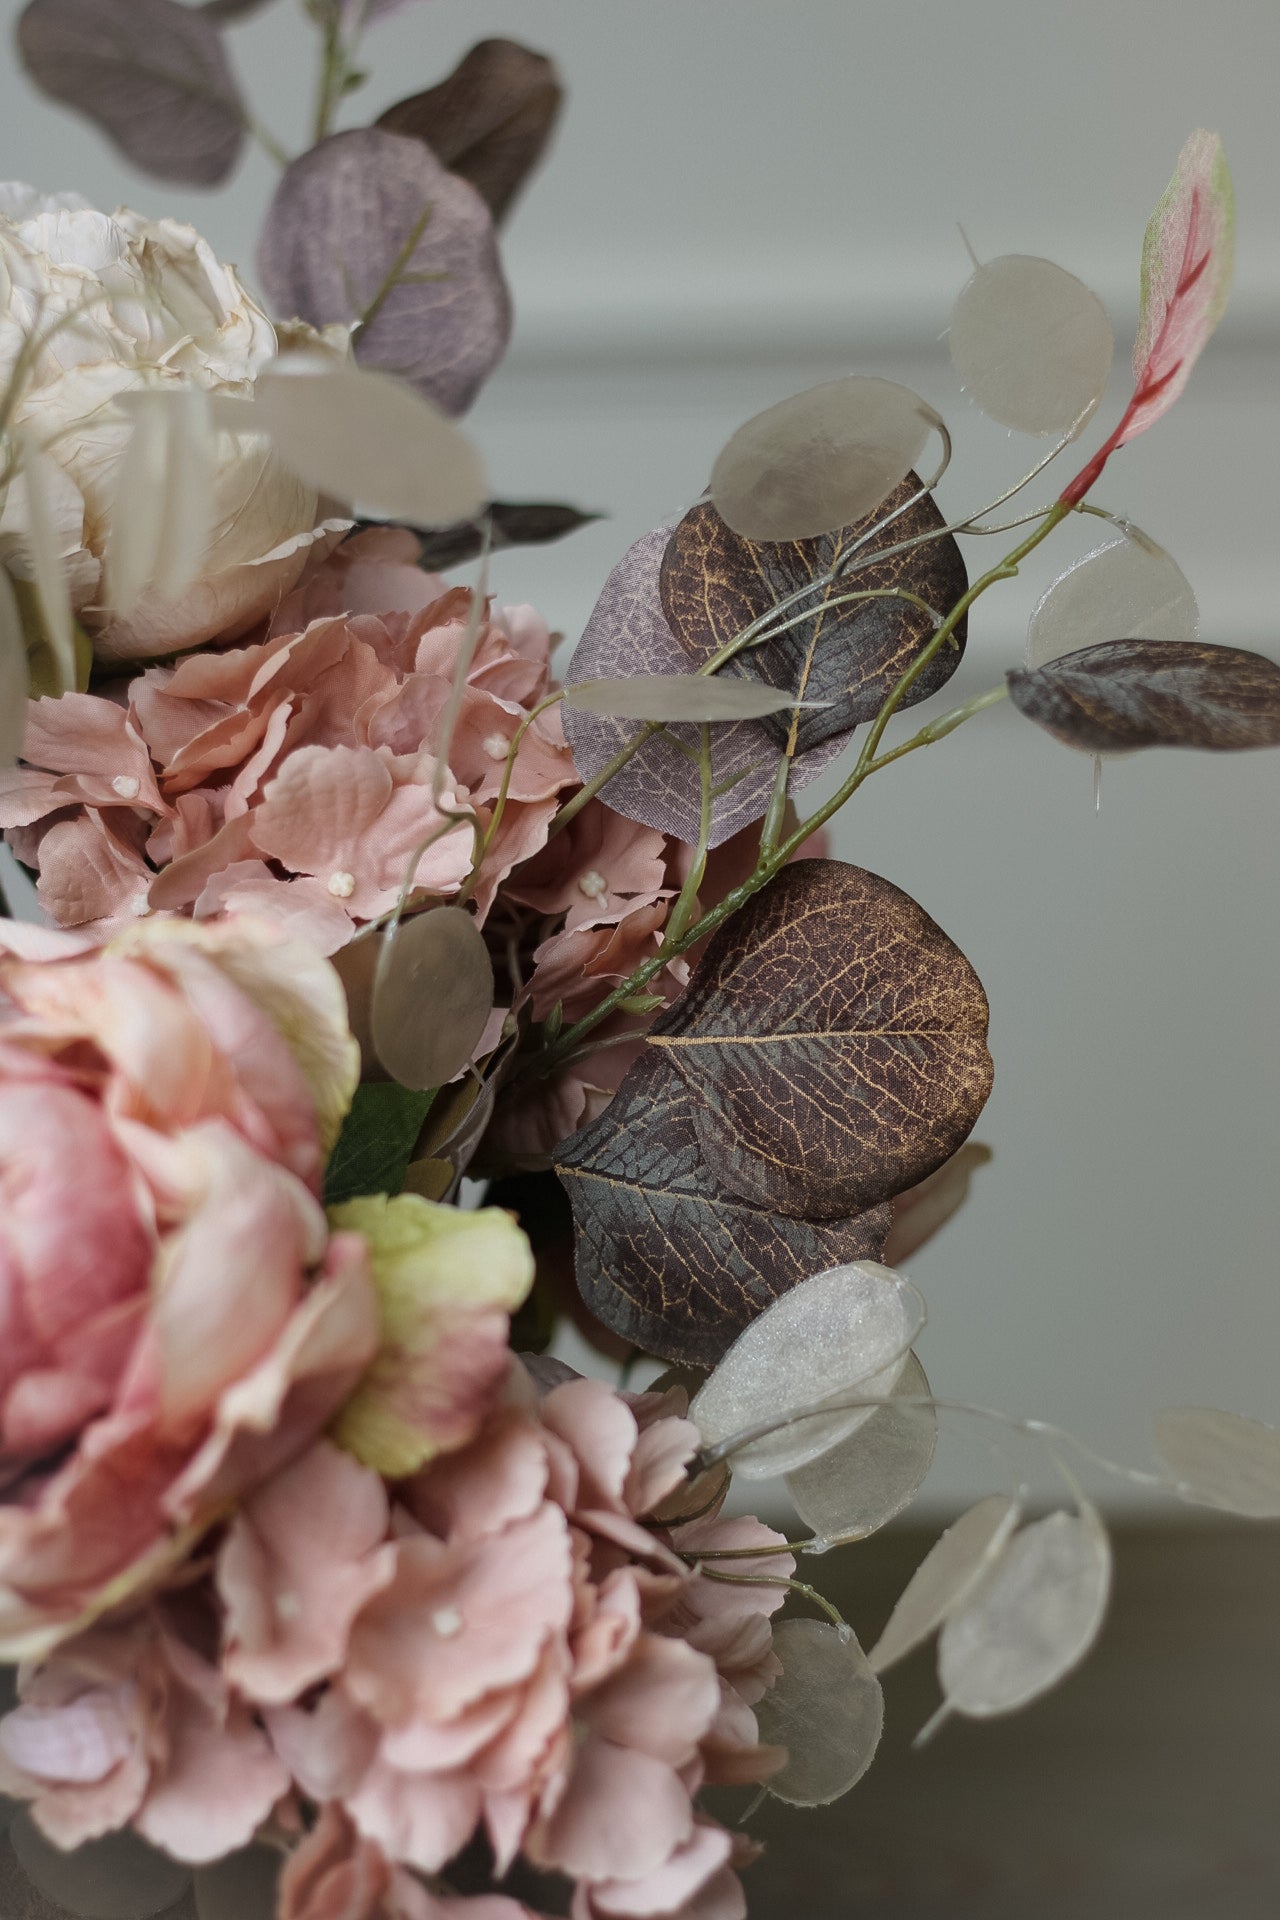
left=199, top=0, right=277, bottom=21
left=17, top=0, right=246, bottom=186
left=377, top=38, right=563, bottom=226
left=257, top=128, right=511, bottom=417
left=561, top=526, right=846, bottom=848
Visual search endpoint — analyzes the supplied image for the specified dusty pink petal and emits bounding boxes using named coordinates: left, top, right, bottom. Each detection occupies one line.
left=274, top=529, right=446, bottom=632
left=149, top=1125, right=323, bottom=1431
left=469, top=797, right=561, bottom=924
left=347, top=1304, right=514, bottom=1479
left=662, top=1517, right=791, bottom=1698
left=534, top=1736, right=693, bottom=1884
left=361, top=672, right=448, bottom=759
left=624, top=1421, right=700, bottom=1521
left=527, top=905, right=672, bottom=1023
left=541, top=1380, right=638, bottom=1514
left=584, top=1820, right=734, bottom=1919
left=135, top=1644, right=289, bottom=1865
left=147, top=811, right=257, bottom=912
left=347, top=1505, right=574, bottom=1728
left=403, top=1409, right=549, bottom=1547
left=250, top=744, right=471, bottom=920
left=346, top=1754, right=481, bottom=1875
left=576, top=1512, right=685, bottom=1578
left=580, top=1636, right=718, bottom=1768
left=162, top=697, right=283, bottom=797
left=0, top=1685, right=135, bottom=1785
left=267, top=1689, right=380, bottom=1805
left=219, top=1440, right=395, bottom=1704
left=165, top=1234, right=377, bottom=1524
left=278, top=1801, right=395, bottom=1920
left=194, top=862, right=356, bottom=954
left=21, top=694, right=158, bottom=792
left=699, top=1684, right=783, bottom=1788
left=571, top=1569, right=642, bottom=1694
left=471, top=1643, right=570, bottom=1795
left=34, top=811, right=152, bottom=927
left=379, top=1691, right=517, bottom=1776
left=224, top=698, right=295, bottom=817
left=0, top=766, right=69, bottom=829
left=506, top=805, right=669, bottom=933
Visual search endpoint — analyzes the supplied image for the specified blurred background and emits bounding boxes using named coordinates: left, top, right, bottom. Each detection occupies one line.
left=1, top=2, right=1279, bottom=1912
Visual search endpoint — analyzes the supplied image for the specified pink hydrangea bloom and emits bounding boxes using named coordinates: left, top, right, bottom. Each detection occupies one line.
left=0, top=914, right=377, bottom=1658
left=0, top=530, right=576, bottom=954
left=0, top=1365, right=789, bottom=1918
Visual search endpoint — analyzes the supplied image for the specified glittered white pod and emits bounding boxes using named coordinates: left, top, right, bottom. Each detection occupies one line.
left=934, top=1504, right=1111, bottom=1720
left=709, top=376, right=942, bottom=543
left=1152, top=1406, right=1280, bottom=1518
left=753, top=1617, right=884, bottom=1806
left=690, top=1262, right=923, bottom=1481
left=868, top=1493, right=1021, bottom=1674
left=1027, top=533, right=1198, bottom=669
left=786, top=1350, right=936, bottom=1547
left=371, top=905, right=494, bottom=1090
left=8, top=1814, right=191, bottom=1920
left=949, top=254, right=1113, bottom=437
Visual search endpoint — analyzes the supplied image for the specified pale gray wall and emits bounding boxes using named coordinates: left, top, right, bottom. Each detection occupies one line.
left=2, top=0, right=1278, bottom=1508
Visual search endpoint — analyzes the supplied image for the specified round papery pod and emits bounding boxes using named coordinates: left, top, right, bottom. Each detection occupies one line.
left=753, top=1617, right=885, bottom=1805
left=867, top=1493, right=1022, bottom=1674
left=786, top=1350, right=937, bottom=1546
left=689, top=1263, right=923, bottom=1481
left=949, top=254, right=1114, bottom=437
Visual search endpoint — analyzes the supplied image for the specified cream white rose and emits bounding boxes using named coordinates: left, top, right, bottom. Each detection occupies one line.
left=0, top=187, right=348, bottom=664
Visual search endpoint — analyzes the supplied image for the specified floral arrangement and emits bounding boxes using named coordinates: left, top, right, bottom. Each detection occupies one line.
left=0, top=6, right=1277, bottom=1919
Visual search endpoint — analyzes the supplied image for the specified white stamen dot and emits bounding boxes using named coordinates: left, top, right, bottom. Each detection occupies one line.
left=112, top=775, right=141, bottom=800
left=275, top=1592, right=302, bottom=1622
left=130, top=893, right=152, bottom=917
left=483, top=733, right=510, bottom=762
left=577, top=869, right=608, bottom=901
left=327, top=870, right=357, bottom=899
left=431, top=1607, right=463, bottom=1638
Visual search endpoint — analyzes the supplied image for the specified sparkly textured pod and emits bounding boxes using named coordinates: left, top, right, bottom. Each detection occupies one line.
left=754, top=1618, right=885, bottom=1806
left=786, top=1349, right=937, bottom=1543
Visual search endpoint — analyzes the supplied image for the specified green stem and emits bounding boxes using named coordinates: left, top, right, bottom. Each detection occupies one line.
left=455, top=692, right=565, bottom=909
left=757, top=749, right=792, bottom=860
left=660, top=724, right=712, bottom=949
left=699, top=1567, right=848, bottom=1631
left=528, top=504, right=1068, bottom=1079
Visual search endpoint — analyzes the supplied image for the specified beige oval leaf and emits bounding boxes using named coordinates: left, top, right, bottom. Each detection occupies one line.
left=242, top=359, right=487, bottom=528
left=868, top=1493, right=1020, bottom=1674
left=690, top=1262, right=922, bottom=1482
left=786, top=1350, right=936, bottom=1546
left=950, top=254, right=1114, bottom=437
left=935, top=1505, right=1111, bottom=1717
left=754, top=1616, right=884, bottom=1806
left=1027, top=532, right=1198, bottom=668
left=1152, top=1405, right=1280, bottom=1518
left=371, top=905, right=494, bottom=1090
left=564, top=673, right=816, bottom=722
left=709, top=375, right=941, bottom=543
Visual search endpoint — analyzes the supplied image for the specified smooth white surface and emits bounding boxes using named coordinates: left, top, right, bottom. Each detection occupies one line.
left=1, top=0, right=1277, bottom=1511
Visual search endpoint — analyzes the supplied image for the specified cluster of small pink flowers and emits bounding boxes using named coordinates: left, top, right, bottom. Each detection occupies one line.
left=0, top=1361, right=791, bottom=1920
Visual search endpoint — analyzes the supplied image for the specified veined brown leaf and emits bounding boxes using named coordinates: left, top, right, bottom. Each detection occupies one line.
left=554, top=1047, right=890, bottom=1367
left=647, top=860, right=993, bottom=1221
left=660, top=477, right=968, bottom=760
left=1007, top=640, right=1280, bottom=753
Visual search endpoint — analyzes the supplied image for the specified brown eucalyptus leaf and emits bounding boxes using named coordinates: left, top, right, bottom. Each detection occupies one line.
left=1007, top=639, right=1280, bottom=753
left=410, top=500, right=600, bottom=571
left=648, top=860, right=993, bottom=1221
left=371, top=906, right=494, bottom=1091
left=554, top=1048, right=891, bottom=1367
left=18, top=0, right=245, bottom=186
left=378, top=38, right=563, bottom=226
left=561, top=526, right=846, bottom=848
left=660, top=477, right=968, bottom=759
left=257, top=129, right=511, bottom=417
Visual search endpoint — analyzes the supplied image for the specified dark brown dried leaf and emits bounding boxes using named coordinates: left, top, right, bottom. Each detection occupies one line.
left=257, top=129, right=510, bottom=417
left=660, top=477, right=968, bottom=758
left=1007, top=639, right=1280, bottom=753
left=649, top=860, right=993, bottom=1220
left=378, top=38, right=563, bottom=226
left=18, top=0, right=246, bottom=186
left=561, top=526, right=846, bottom=848
left=554, top=1048, right=890, bottom=1367
left=406, top=500, right=600, bottom=571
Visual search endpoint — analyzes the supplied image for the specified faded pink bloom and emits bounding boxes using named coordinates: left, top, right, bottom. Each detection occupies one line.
left=0, top=530, right=574, bottom=950
left=0, top=915, right=377, bottom=1659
